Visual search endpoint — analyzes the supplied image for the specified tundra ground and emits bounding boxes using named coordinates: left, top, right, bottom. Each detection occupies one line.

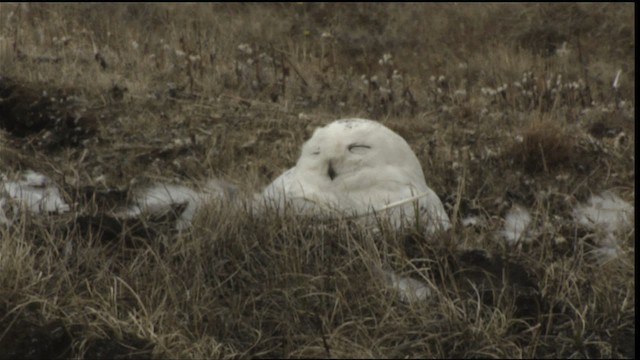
left=0, top=3, right=634, bottom=358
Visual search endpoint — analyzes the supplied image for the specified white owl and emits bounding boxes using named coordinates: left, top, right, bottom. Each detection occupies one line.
left=260, top=118, right=451, bottom=233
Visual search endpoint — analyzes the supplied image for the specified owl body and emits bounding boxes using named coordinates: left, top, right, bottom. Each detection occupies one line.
left=261, top=118, right=450, bottom=233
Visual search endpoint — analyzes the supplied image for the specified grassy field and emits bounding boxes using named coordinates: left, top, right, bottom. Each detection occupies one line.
left=0, top=3, right=635, bottom=358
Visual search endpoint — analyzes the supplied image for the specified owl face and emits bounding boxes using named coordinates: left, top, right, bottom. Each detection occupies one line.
left=295, top=118, right=426, bottom=193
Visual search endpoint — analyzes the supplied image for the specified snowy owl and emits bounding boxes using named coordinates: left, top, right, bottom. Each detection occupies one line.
left=260, top=118, right=451, bottom=233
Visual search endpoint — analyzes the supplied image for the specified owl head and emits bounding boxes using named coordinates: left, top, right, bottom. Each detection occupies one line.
left=295, top=118, right=427, bottom=193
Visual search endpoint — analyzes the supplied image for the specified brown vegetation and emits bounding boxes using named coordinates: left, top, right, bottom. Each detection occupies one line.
left=0, top=3, right=634, bottom=359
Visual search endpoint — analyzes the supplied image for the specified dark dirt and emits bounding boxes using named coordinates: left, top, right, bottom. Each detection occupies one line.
left=0, top=302, right=154, bottom=360
left=83, top=332, right=155, bottom=360
left=402, top=234, right=544, bottom=323
left=0, top=315, right=72, bottom=360
left=0, top=76, right=98, bottom=150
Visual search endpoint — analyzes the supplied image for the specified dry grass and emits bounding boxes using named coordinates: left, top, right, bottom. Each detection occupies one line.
left=507, top=115, right=577, bottom=174
left=0, top=3, right=635, bottom=359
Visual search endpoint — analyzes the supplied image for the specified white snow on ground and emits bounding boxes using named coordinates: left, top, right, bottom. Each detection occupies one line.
left=383, top=270, right=432, bottom=303
left=572, top=192, right=634, bottom=261
left=0, top=169, right=235, bottom=230
left=0, top=197, right=9, bottom=225
left=497, top=192, right=633, bottom=261
left=121, top=179, right=233, bottom=230
left=573, top=192, right=633, bottom=236
left=501, top=205, right=533, bottom=244
left=461, top=215, right=484, bottom=227
left=1, top=170, right=70, bottom=225
left=123, top=183, right=200, bottom=218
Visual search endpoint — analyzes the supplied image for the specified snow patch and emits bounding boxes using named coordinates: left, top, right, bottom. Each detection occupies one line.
left=121, top=179, right=233, bottom=230
left=573, top=192, right=633, bottom=235
left=501, top=205, right=533, bottom=244
left=462, top=215, right=483, bottom=227
left=0, top=197, right=9, bottom=225
left=384, top=270, right=432, bottom=303
left=1, top=170, right=70, bottom=225
left=573, top=192, right=634, bottom=261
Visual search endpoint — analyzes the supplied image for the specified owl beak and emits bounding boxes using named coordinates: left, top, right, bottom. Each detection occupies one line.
left=328, top=161, right=337, bottom=180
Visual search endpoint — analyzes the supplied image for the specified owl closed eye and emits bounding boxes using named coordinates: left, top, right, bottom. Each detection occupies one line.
left=347, top=143, right=371, bottom=154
